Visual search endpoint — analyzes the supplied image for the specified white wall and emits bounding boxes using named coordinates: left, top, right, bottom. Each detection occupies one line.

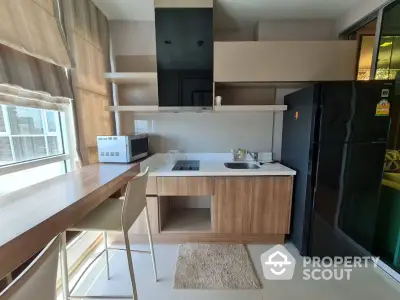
left=110, top=21, right=156, bottom=55
left=120, top=112, right=274, bottom=153
left=214, top=25, right=257, bottom=41
left=257, top=20, right=337, bottom=41
left=336, top=0, right=392, bottom=34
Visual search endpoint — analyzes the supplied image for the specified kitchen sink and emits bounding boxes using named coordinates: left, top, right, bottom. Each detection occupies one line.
left=224, top=162, right=260, bottom=169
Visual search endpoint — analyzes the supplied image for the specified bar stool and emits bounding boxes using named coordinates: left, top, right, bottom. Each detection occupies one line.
left=62, top=167, right=157, bottom=300
left=0, top=235, right=61, bottom=300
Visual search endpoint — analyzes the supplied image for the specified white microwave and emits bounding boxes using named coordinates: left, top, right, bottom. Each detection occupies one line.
left=97, top=134, right=148, bottom=163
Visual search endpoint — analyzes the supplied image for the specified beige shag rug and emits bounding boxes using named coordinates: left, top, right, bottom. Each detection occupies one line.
left=174, top=243, right=261, bottom=290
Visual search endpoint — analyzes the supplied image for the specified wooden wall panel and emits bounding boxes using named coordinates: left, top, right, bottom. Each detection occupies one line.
left=62, top=0, right=114, bottom=165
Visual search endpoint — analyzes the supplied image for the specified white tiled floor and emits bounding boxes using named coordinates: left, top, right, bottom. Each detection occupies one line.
left=71, top=243, right=400, bottom=300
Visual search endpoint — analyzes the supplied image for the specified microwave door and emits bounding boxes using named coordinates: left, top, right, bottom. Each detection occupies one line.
left=129, top=136, right=148, bottom=161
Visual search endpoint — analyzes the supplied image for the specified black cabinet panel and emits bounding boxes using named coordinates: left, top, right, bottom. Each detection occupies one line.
left=155, top=8, right=213, bottom=107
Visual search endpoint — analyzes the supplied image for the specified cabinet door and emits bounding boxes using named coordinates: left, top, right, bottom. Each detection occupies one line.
left=129, top=197, right=159, bottom=234
left=213, top=177, right=252, bottom=233
left=244, top=176, right=293, bottom=234
left=214, top=41, right=357, bottom=82
left=213, top=176, right=293, bottom=235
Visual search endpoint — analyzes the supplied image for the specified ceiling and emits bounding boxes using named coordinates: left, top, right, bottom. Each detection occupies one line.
left=93, top=0, right=361, bottom=25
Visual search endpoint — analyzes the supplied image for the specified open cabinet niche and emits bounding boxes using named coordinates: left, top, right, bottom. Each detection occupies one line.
left=214, top=82, right=276, bottom=106
left=159, top=196, right=212, bottom=233
left=107, top=54, right=159, bottom=112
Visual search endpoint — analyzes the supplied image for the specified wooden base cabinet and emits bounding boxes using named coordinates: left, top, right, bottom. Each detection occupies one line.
left=129, top=197, right=159, bottom=234
left=213, top=176, right=293, bottom=235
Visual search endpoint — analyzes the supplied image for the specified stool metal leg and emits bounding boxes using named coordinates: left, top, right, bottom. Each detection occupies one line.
left=123, top=232, right=139, bottom=300
left=103, top=231, right=110, bottom=280
left=144, top=206, right=158, bottom=282
left=60, top=232, right=70, bottom=300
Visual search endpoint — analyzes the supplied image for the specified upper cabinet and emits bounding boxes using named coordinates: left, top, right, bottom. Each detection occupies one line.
left=155, top=7, right=213, bottom=108
left=214, top=41, right=358, bottom=82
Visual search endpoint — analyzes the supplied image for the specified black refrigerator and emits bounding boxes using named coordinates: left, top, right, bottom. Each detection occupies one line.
left=281, top=81, right=394, bottom=257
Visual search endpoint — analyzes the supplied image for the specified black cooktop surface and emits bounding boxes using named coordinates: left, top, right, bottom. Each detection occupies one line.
left=172, top=160, right=200, bottom=171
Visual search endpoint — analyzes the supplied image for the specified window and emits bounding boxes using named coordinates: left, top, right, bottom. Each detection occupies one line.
left=0, top=105, right=64, bottom=166
left=375, top=1, right=400, bottom=80
left=0, top=104, right=74, bottom=196
left=357, top=35, right=375, bottom=80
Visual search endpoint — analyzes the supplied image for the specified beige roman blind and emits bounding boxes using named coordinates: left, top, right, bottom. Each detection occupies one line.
left=0, top=0, right=71, bottom=68
left=0, top=0, right=73, bottom=111
left=0, top=44, right=72, bottom=111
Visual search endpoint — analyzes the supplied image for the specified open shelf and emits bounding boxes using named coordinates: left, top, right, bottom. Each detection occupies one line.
left=161, top=208, right=211, bottom=233
left=214, top=105, right=287, bottom=112
left=106, top=105, right=159, bottom=112
left=104, top=72, right=157, bottom=84
left=159, top=196, right=212, bottom=233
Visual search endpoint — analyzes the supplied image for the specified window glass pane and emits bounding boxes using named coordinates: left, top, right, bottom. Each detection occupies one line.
left=12, top=136, right=47, bottom=161
left=375, top=2, right=400, bottom=80
left=357, top=36, right=375, bottom=80
left=0, top=137, right=13, bottom=165
left=7, top=106, right=44, bottom=135
left=0, top=105, right=66, bottom=165
left=0, top=108, right=5, bottom=132
left=46, top=111, right=58, bottom=132
left=0, top=161, right=66, bottom=196
left=47, top=136, right=62, bottom=155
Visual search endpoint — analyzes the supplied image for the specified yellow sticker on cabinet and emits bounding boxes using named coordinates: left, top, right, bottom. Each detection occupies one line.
left=376, top=99, right=390, bottom=116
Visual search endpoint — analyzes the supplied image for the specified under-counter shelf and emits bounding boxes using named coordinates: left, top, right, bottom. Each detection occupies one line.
left=161, top=208, right=211, bottom=233
left=104, top=72, right=157, bottom=84
left=159, top=196, right=212, bottom=233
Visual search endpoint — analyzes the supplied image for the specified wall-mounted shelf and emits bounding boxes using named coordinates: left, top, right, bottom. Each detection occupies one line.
left=106, top=105, right=286, bottom=113
left=104, top=72, right=157, bottom=84
left=214, top=105, right=287, bottom=112
left=107, top=105, right=159, bottom=112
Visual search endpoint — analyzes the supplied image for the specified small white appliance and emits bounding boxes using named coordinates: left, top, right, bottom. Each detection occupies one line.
left=97, top=134, right=148, bottom=163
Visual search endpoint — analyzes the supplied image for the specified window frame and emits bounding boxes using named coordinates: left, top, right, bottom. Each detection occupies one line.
left=0, top=104, right=76, bottom=176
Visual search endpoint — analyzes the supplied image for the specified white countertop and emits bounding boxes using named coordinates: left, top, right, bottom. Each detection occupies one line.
left=140, top=153, right=296, bottom=176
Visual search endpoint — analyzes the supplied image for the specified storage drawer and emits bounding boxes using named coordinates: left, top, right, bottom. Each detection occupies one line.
left=157, top=177, right=214, bottom=196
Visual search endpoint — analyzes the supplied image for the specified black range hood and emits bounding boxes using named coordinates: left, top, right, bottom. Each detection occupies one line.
left=155, top=8, right=213, bottom=110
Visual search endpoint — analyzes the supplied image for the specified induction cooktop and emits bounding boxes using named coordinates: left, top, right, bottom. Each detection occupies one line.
left=172, top=160, right=200, bottom=171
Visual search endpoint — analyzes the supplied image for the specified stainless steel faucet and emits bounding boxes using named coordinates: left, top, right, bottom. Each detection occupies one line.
left=246, top=151, right=259, bottom=162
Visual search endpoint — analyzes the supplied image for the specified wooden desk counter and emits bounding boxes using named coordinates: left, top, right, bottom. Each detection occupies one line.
left=0, top=163, right=140, bottom=279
